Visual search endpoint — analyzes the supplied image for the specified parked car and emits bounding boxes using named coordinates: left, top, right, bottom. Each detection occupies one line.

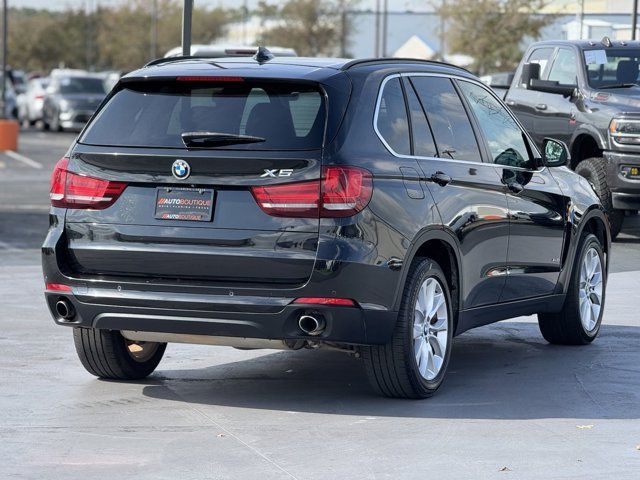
left=0, top=73, right=18, bottom=118
left=480, top=71, right=514, bottom=100
left=164, top=44, right=297, bottom=58
left=42, top=74, right=107, bottom=131
left=43, top=53, right=610, bottom=398
left=8, top=69, right=27, bottom=95
left=505, top=38, right=640, bottom=238
left=17, top=77, right=49, bottom=126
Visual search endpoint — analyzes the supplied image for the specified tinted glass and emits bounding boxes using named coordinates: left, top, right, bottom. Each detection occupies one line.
left=458, top=81, right=531, bottom=168
left=410, top=76, right=481, bottom=162
left=584, top=48, right=640, bottom=88
left=376, top=77, right=410, bottom=155
left=81, top=81, right=326, bottom=150
left=59, top=77, right=107, bottom=94
left=524, top=47, right=555, bottom=83
left=405, top=80, right=437, bottom=157
left=548, top=49, right=578, bottom=85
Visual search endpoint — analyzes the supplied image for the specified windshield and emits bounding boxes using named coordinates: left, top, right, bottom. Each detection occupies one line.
left=59, top=77, right=107, bottom=94
left=584, top=48, right=640, bottom=88
left=80, top=80, right=326, bottom=150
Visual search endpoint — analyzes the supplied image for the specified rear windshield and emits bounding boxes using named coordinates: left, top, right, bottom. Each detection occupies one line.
left=80, top=80, right=326, bottom=150
left=59, top=77, right=107, bottom=94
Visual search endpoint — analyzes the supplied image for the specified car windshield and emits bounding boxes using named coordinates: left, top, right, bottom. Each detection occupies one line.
left=80, top=80, right=326, bottom=150
left=584, top=48, right=640, bottom=88
left=59, top=77, right=107, bottom=94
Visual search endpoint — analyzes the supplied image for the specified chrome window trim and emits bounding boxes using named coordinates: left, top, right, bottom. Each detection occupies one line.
left=372, top=71, right=545, bottom=173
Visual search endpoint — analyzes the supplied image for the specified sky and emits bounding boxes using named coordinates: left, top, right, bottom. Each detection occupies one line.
left=10, top=0, right=435, bottom=12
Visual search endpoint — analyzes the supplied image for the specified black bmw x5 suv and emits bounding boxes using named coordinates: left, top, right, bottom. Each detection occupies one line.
left=43, top=54, right=610, bottom=398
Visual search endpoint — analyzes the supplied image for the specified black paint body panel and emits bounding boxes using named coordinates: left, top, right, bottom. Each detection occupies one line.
left=43, top=57, right=610, bottom=345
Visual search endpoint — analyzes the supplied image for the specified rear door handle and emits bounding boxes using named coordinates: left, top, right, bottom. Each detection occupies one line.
left=505, top=100, right=516, bottom=106
left=430, top=171, right=452, bottom=187
left=535, top=103, right=547, bottom=111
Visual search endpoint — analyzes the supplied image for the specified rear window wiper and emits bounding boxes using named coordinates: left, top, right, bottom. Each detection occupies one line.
left=181, top=131, right=266, bottom=148
left=597, top=83, right=637, bottom=89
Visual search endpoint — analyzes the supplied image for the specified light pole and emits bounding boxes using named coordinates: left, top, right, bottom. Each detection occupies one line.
left=633, top=0, right=638, bottom=41
left=150, top=0, right=158, bottom=60
left=182, top=0, right=193, bottom=56
left=1, top=0, right=6, bottom=119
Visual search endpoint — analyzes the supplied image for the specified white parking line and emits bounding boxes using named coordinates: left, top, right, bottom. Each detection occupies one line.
left=3, top=150, right=43, bottom=169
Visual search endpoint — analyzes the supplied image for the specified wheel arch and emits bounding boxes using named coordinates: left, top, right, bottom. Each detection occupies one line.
left=394, top=228, right=462, bottom=332
left=569, top=130, right=605, bottom=170
left=558, top=207, right=611, bottom=295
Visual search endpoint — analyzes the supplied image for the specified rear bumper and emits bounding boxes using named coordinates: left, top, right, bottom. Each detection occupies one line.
left=604, top=150, right=640, bottom=209
left=44, top=288, right=396, bottom=345
left=42, top=212, right=402, bottom=346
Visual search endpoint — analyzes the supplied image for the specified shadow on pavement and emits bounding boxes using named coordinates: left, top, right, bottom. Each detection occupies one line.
left=141, top=321, right=640, bottom=420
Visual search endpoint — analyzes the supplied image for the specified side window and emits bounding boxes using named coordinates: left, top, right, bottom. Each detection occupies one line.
left=404, top=79, right=437, bottom=157
left=410, top=76, right=481, bottom=162
left=521, top=47, right=555, bottom=84
left=376, top=77, right=410, bottom=155
left=458, top=81, right=532, bottom=169
left=548, top=48, right=578, bottom=85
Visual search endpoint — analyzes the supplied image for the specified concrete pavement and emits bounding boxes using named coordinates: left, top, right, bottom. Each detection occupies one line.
left=0, top=129, right=639, bottom=479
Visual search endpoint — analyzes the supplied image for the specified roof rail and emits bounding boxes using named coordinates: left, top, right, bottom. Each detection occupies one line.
left=341, top=57, right=472, bottom=74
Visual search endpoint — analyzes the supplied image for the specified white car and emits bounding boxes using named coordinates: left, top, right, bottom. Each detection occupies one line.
left=17, top=77, right=49, bottom=126
left=163, top=44, right=297, bottom=58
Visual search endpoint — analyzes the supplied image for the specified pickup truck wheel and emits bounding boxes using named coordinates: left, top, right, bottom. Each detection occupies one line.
left=575, top=157, right=624, bottom=239
left=538, top=233, right=605, bottom=345
left=362, top=258, right=453, bottom=399
left=73, top=328, right=166, bottom=380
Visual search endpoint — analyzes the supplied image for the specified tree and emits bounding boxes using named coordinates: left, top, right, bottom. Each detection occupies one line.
left=436, top=0, right=552, bottom=75
left=256, top=0, right=358, bottom=57
left=6, top=1, right=236, bottom=73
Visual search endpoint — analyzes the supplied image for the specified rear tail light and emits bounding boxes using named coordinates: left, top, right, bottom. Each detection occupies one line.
left=293, top=297, right=356, bottom=307
left=50, top=157, right=127, bottom=209
left=251, top=166, right=372, bottom=218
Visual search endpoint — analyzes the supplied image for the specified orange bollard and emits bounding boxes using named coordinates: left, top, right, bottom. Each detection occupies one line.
left=0, top=119, right=19, bottom=151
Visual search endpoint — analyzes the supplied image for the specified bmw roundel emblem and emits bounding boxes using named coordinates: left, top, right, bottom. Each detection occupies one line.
left=172, top=159, right=190, bottom=180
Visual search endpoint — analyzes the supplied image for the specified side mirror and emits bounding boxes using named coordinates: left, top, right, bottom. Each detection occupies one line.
left=521, top=62, right=540, bottom=87
left=529, top=79, right=577, bottom=98
left=542, top=138, right=570, bottom=167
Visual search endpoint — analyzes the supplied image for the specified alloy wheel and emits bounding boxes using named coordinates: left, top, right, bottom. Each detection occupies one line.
left=413, top=277, right=449, bottom=381
left=579, top=246, right=603, bottom=332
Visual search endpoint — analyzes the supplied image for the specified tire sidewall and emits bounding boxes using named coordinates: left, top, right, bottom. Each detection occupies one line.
left=571, top=234, right=606, bottom=341
left=402, top=260, right=454, bottom=394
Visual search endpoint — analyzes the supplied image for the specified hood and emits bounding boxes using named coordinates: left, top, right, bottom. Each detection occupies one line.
left=590, top=86, right=640, bottom=112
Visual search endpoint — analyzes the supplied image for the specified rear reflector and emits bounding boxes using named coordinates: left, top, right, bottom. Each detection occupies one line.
left=293, top=297, right=356, bottom=307
left=50, top=157, right=127, bottom=209
left=45, top=283, right=72, bottom=292
left=251, top=166, right=372, bottom=218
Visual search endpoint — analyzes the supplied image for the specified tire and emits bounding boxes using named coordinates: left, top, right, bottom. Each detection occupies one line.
left=575, top=157, right=624, bottom=239
left=362, top=257, right=454, bottom=399
left=538, top=233, right=606, bottom=345
left=73, top=328, right=166, bottom=380
left=51, top=111, right=63, bottom=132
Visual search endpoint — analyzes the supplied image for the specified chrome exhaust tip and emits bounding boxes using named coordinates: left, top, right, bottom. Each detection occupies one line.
left=298, top=314, right=326, bottom=336
left=55, top=299, right=75, bottom=320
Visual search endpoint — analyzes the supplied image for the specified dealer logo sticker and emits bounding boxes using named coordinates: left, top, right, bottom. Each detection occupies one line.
left=172, top=159, right=190, bottom=180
